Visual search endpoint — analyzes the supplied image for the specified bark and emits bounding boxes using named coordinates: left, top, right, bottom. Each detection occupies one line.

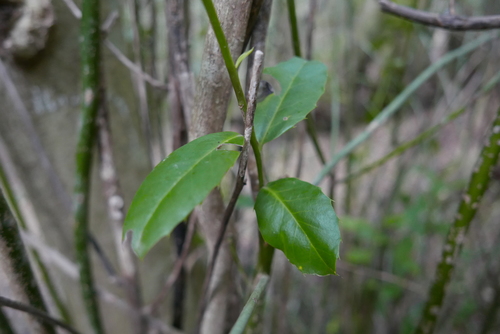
left=190, top=0, right=252, bottom=332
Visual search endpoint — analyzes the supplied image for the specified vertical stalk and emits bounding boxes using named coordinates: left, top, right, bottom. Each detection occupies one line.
left=286, top=0, right=301, bottom=58
left=0, top=132, right=71, bottom=326
left=0, top=194, right=55, bottom=334
left=74, top=0, right=103, bottom=332
left=415, top=106, right=500, bottom=334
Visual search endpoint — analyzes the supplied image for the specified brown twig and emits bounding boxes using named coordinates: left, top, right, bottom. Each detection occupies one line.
left=0, top=296, right=79, bottom=334
left=196, top=50, right=264, bottom=333
left=379, top=0, right=500, bottom=30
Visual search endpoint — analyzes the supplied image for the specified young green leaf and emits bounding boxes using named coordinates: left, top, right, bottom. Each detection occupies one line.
left=124, top=132, right=244, bottom=258
left=254, top=57, right=327, bottom=146
left=255, top=178, right=340, bottom=275
left=235, top=47, right=254, bottom=69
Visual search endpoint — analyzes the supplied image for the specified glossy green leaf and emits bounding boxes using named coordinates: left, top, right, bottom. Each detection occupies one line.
left=124, top=132, right=244, bottom=258
left=235, top=47, right=254, bottom=69
left=254, top=57, right=327, bottom=146
left=255, top=178, right=340, bottom=275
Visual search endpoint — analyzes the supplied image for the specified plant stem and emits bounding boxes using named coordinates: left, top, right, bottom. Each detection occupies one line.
left=313, top=33, right=497, bottom=185
left=414, top=106, right=500, bottom=334
left=74, top=0, right=104, bottom=332
left=0, top=194, right=56, bottom=334
left=229, top=274, right=270, bottom=334
left=0, top=296, right=80, bottom=334
left=338, top=107, right=467, bottom=183
left=201, top=0, right=265, bottom=188
left=0, top=139, right=72, bottom=325
left=286, top=0, right=301, bottom=57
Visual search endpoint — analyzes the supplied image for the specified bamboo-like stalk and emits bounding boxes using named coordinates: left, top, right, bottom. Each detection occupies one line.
left=74, top=0, right=104, bottom=332
left=313, top=33, right=497, bottom=185
left=0, top=194, right=55, bottom=334
left=414, top=106, right=500, bottom=333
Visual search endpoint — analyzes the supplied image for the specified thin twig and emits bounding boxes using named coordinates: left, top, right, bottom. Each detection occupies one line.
left=88, top=233, right=119, bottom=281
left=196, top=50, right=265, bottom=333
left=0, top=296, right=79, bottom=334
left=104, top=41, right=168, bottom=90
left=147, top=213, right=196, bottom=316
left=379, top=0, right=500, bottom=30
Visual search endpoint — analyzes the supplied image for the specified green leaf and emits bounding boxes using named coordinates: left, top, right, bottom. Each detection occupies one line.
left=254, top=57, right=327, bottom=146
left=255, top=178, right=341, bottom=275
left=235, top=47, right=254, bottom=69
left=124, top=132, right=244, bottom=258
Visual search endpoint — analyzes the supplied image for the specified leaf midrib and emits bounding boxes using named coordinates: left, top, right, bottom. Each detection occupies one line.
left=263, top=186, right=333, bottom=272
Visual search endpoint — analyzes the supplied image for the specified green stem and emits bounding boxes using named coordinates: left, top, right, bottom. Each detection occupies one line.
left=201, top=0, right=265, bottom=188
left=306, top=116, right=326, bottom=164
left=229, top=274, right=270, bottom=334
left=0, top=146, right=72, bottom=325
left=415, top=106, right=500, bottom=334
left=74, top=0, right=104, bottom=332
left=286, top=0, right=301, bottom=58
left=0, top=194, right=55, bottom=334
left=339, top=107, right=466, bottom=183
left=313, top=33, right=497, bottom=185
